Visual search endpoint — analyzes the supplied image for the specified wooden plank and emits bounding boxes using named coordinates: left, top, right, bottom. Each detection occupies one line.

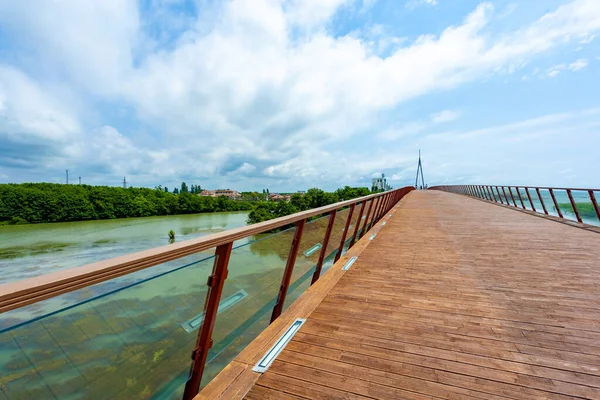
left=244, top=385, right=303, bottom=400
left=214, top=190, right=600, bottom=399
left=195, top=361, right=247, bottom=399
left=256, top=372, right=375, bottom=400
left=194, top=198, right=408, bottom=399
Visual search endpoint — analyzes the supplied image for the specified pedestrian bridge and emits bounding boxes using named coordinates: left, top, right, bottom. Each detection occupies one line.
left=1, top=186, right=600, bottom=399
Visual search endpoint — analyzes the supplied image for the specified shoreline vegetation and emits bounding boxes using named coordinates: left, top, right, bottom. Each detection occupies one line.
left=0, top=183, right=376, bottom=226
left=0, top=183, right=254, bottom=225
left=246, top=186, right=372, bottom=228
left=557, top=202, right=598, bottom=220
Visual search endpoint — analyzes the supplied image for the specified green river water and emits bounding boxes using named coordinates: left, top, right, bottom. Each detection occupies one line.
left=0, top=212, right=249, bottom=284
left=0, top=209, right=352, bottom=399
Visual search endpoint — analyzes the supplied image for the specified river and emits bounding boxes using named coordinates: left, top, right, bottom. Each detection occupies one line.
left=0, top=209, right=343, bottom=399
left=0, top=211, right=249, bottom=284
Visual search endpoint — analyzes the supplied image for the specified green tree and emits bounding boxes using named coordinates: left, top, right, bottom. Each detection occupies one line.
left=180, top=182, right=188, bottom=193
left=0, top=183, right=254, bottom=224
left=290, top=193, right=308, bottom=211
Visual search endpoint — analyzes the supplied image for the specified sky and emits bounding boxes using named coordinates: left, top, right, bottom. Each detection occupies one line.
left=0, top=0, right=599, bottom=192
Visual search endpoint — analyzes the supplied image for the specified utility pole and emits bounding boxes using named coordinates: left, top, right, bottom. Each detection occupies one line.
left=123, top=177, right=127, bottom=189
left=78, top=176, right=81, bottom=185
left=66, top=170, right=69, bottom=185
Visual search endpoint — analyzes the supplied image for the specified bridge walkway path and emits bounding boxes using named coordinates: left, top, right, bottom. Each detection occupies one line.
left=204, top=190, right=600, bottom=399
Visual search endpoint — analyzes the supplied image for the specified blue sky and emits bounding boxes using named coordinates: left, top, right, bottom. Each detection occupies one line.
left=0, top=0, right=598, bottom=192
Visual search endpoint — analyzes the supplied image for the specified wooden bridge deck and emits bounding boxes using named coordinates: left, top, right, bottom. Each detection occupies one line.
left=199, top=190, right=600, bottom=400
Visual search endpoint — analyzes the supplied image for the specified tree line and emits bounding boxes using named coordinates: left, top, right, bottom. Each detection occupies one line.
left=246, top=186, right=372, bottom=226
left=0, top=183, right=377, bottom=226
left=0, top=183, right=253, bottom=225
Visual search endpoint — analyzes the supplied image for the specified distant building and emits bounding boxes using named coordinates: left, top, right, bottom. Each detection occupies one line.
left=199, top=189, right=241, bottom=199
left=372, top=173, right=391, bottom=191
left=269, top=193, right=292, bottom=202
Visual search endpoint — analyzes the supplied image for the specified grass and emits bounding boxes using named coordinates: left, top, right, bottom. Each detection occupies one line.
left=0, top=242, right=71, bottom=260
left=557, top=202, right=598, bottom=220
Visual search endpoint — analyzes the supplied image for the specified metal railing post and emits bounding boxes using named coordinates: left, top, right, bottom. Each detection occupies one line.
left=311, top=210, right=336, bottom=284
left=371, top=195, right=383, bottom=226
left=567, top=189, right=582, bottom=223
left=487, top=186, right=496, bottom=202
left=535, top=188, right=548, bottom=215
left=349, top=201, right=366, bottom=247
left=525, top=187, right=536, bottom=212
left=477, top=185, right=485, bottom=199
left=183, top=242, right=233, bottom=400
left=334, top=204, right=356, bottom=262
left=359, top=199, right=375, bottom=239
left=376, top=194, right=385, bottom=220
left=515, top=187, right=526, bottom=209
left=549, top=189, right=563, bottom=218
left=588, top=190, right=600, bottom=223
left=367, top=196, right=381, bottom=230
left=270, top=219, right=306, bottom=323
left=495, top=186, right=504, bottom=204
left=381, top=193, right=390, bottom=218
left=508, top=187, right=517, bottom=207
left=501, top=187, right=509, bottom=205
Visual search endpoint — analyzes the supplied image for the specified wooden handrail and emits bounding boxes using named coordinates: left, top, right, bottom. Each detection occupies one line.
left=430, top=185, right=600, bottom=226
left=0, top=189, right=408, bottom=313
left=431, top=185, right=600, bottom=192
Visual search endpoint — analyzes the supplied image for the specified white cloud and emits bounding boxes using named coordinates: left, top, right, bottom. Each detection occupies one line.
left=0, top=66, right=80, bottom=142
left=406, top=0, right=438, bottom=10
left=286, top=0, right=352, bottom=26
left=546, top=58, right=588, bottom=77
left=1, top=0, right=600, bottom=188
left=498, top=3, right=517, bottom=19
left=234, top=162, right=257, bottom=175
left=0, top=0, right=140, bottom=95
left=547, top=64, right=566, bottom=77
left=380, top=110, right=460, bottom=140
left=568, top=58, right=588, bottom=70
left=360, top=0, right=379, bottom=13
left=431, top=110, right=460, bottom=123
left=419, top=108, right=600, bottom=186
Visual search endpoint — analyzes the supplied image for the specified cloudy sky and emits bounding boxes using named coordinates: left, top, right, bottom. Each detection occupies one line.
left=0, top=0, right=599, bottom=191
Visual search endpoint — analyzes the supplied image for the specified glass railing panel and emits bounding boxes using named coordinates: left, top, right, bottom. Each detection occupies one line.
left=534, top=188, right=552, bottom=215
left=322, top=207, right=351, bottom=262
left=562, top=189, right=598, bottom=226
left=358, top=198, right=375, bottom=237
left=514, top=188, right=532, bottom=211
left=583, top=190, right=600, bottom=226
left=283, top=214, right=331, bottom=311
left=550, top=189, right=575, bottom=222
left=0, top=253, right=217, bottom=399
left=199, top=226, right=295, bottom=388
left=347, top=203, right=362, bottom=238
